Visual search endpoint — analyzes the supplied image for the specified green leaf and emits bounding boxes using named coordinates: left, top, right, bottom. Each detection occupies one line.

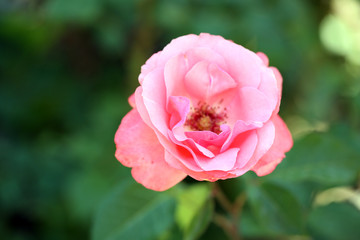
left=65, top=171, right=115, bottom=221
left=175, top=183, right=213, bottom=240
left=307, top=202, right=360, bottom=240
left=243, top=181, right=305, bottom=237
left=92, top=181, right=176, bottom=240
left=267, top=127, right=360, bottom=185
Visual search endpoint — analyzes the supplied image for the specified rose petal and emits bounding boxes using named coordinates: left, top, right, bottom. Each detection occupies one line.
left=128, top=93, right=136, bottom=108
left=169, top=127, right=238, bottom=171
left=115, top=109, right=186, bottom=191
left=141, top=68, right=169, bottom=135
left=208, top=63, right=238, bottom=99
left=134, top=87, right=152, bottom=127
left=139, top=52, right=161, bottom=84
left=258, top=67, right=279, bottom=115
left=167, top=96, right=217, bottom=158
left=167, top=96, right=190, bottom=129
left=184, top=61, right=237, bottom=102
left=213, top=39, right=263, bottom=88
left=184, top=47, right=227, bottom=70
left=230, top=131, right=258, bottom=170
left=228, top=87, right=273, bottom=124
left=184, top=61, right=210, bottom=100
left=160, top=34, right=199, bottom=62
left=164, top=150, right=236, bottom=181
left=197, top=147, right=240, bottom=171
left=221, top=120, right=261, bottom=152
left=230, top=120, right=275, bottom=176
left=164, top=54, right=190, bottom=98
left=185, top=125, right=231, bottom=148
left=164, top=139, right=204, bottom=172
left=256, top=52, right=269, bottom=66
left=252, top=120, right=276, bottom=161
left=169, top=129, right=215, bottom=158
left=252, top=115, right=293, bottom=176
left=270, top=67, right=283, bottom=113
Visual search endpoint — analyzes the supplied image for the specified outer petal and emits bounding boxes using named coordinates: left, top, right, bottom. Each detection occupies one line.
left=141, top=68, right=169, bottom=135
left=256, top=52, right=269, bottom=66
left=160, top=34, right=199, bottom=62
left=139, top=52, right=161, bottom=84
left=115, top=109, right=186, bottom=191
left=251, top=115, right=293, bottom=176
left=258, top=67, right=279, bottom=115
left=270, top=67, right=283, bottom=113
left=128, top=93, right=136, bottom=108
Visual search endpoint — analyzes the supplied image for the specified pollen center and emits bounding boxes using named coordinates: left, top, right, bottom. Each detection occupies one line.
left=185, top=102, right=227, bottom=134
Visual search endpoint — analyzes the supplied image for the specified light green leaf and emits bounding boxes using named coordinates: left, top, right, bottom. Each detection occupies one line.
left=92, top=181, right=176, bottom=240
left=175, top=183, right=213, bottom=240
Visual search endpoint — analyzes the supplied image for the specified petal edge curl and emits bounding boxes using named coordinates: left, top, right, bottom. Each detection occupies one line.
left=251, top=115, right=293, bottom=176
left=115, top=109, right=186, bottom=191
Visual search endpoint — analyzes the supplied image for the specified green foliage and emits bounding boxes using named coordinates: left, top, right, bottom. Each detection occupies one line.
left=92, top=181, right=177, bottom=240
left=244, top=181, right=305, bottom=236
left=175, top=184, right=213, bottom=240
left=1, top=0, right=360, bottom=239
left=308, top=203, right=360, bottom=240
left=92, top=182, right=214, bottom=240
left=267, top=125, right=360, bottom=185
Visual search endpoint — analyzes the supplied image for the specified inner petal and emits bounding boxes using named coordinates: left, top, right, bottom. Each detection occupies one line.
left=185, top=125, right=231, bottom=147
left=184, top=61, right=210, bottom=100
left=164, top=54, right=190, bottom=98
left=208, top=63, right=237, bottom=99
left=227, top=87, right=273, bottom=124
left=184, top=61, right=238, bottom=101
left=167, top=96, right=190, bottom=129
left=184, top=47, right=227, bottom=70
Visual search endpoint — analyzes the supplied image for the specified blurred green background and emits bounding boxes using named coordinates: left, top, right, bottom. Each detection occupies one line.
left=1, top=0, right=360, bottom=239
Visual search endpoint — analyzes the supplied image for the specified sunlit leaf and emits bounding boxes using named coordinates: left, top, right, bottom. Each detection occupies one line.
left=175, top=183, right=213, bottom=240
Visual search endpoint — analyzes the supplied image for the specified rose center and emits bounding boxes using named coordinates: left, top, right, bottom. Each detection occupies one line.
left=185, top=102, right=227, bottom=134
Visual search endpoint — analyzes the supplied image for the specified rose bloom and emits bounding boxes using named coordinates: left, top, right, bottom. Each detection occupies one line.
left=115, top=33, right=293, bottom=191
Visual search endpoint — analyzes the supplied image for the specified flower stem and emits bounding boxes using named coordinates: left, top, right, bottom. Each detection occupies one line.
left=213, top=213, right=240, bottom=240
left=211, top=182, right=246, bottom=240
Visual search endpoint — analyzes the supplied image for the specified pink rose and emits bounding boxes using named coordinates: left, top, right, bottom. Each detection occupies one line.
left=115, top=33, right=293, bottom=191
